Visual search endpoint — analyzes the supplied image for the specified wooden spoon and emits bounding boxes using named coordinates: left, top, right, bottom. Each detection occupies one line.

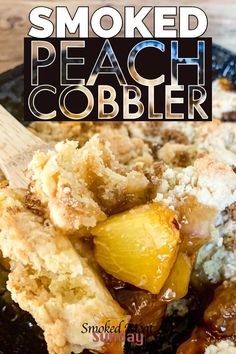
left=0, top=105, right=49, bottom=188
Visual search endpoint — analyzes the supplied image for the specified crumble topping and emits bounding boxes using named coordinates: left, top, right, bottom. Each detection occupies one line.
left=13, top=119, right=236, bottom=291
left=0, top=79, right=235, bottom=353
left=154, top=156, right=236, bottom=211
left=0, top=188, right=129, bottom=354
left=29, top=122, right=153, bottom=168
left=205, top=340, right=236, bottom=354
left=27, top=135, right=156, bottom=234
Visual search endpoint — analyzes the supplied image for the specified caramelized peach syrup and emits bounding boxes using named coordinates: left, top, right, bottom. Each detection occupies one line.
left=92, top=198, right=217, bottom=335
left=177, top=281, right=236, bottom=353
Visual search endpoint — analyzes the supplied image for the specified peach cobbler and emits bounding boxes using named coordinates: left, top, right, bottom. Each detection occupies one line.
left=0, top=79, right=235, bottom=354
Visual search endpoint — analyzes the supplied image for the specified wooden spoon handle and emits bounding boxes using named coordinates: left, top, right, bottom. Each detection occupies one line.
left=0, top=105, right=48, bottom=188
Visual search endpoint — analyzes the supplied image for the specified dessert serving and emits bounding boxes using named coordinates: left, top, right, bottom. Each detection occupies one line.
left=0, top=77, right=235, bottom=354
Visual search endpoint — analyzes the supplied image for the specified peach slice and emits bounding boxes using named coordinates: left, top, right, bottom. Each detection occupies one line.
left=92, top=203, right=180, bottom=294
left=160, top=252, right=192, bottom=301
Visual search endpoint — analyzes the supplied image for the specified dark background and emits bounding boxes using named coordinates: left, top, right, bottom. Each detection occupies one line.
left=24, top=38, right=212, bottom=121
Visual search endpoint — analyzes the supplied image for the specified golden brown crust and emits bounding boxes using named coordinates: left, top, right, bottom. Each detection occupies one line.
left=29, top=122, right=153, bottom=168
left=0, top=188, right=129, bottom=354
left=0, top=79, right=236, bottom=353
left=27, top=135, right=155, bottom=233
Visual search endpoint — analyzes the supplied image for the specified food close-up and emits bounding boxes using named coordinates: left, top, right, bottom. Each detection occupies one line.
left=0, top=1, right=236, bottom=354
left=0, top=76, right=235, bottom=353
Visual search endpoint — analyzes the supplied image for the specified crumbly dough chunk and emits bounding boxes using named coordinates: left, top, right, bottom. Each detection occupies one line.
left=154, top=156, right=236, bottom=284
left=205, top=340, right=236, bottom=354
left=193, top=157, right=236, bottom=211
left=187, top=119, right=236, bottom=166
left=155, top=156, right=236, bottom=212
left=0, top=188, right=129, bottom=354
left=27, top=135, right=153, bottom=234
left=29, top=122, right=153, bottom=168
left=128, top=119, right=236, bottom=168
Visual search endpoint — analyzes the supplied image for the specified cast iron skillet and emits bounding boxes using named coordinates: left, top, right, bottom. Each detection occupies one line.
left=0, top=44, right=235, bottom=354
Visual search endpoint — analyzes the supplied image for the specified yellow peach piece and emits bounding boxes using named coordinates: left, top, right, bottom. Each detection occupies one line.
left=92, top=203, right=180, bottom=294
left=161, top=252, right=192, bottom=301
